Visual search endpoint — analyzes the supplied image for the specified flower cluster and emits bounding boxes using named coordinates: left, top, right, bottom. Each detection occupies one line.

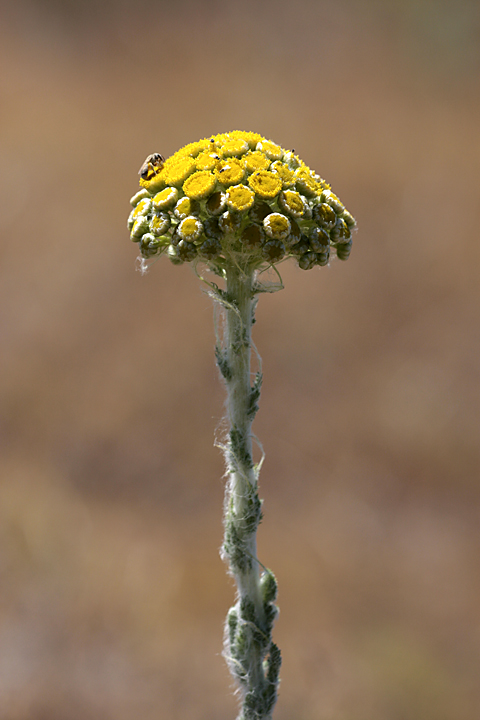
left=128, top=131, right=356, bottom=271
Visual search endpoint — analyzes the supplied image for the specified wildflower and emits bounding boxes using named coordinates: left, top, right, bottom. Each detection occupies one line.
left=127, top=130, right=358, bottom=720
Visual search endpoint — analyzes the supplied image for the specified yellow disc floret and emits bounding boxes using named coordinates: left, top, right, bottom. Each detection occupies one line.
left=153, top=186, right=179, bottom=211
left=215, top=158, right=245, bottom=186
left=150, top=213, right=171, bottom=236
left=139, top=172, right=166, bottom=194
left=174, top=196, right=199, bottom=219
left=256, top=140, right=283, bottom=161
left=177, top=216, right=203, bottom=242
left=131, top=197, right=152, bottom=220
left=248, top=170, right=282, bottom=199
left=163, top=156, right=196, bottom=186
left=279, top=190, right=306, bottom=217
left=224, top=130, right=263, bottom=149
left=195, top=152, right=220, bottom=171
left=183, top=171, right=216, bottom=200
left=222, top=138, right=249, bottom=157
left=270, top=161, right=295, bottom=187
left=179, top=139, right=211, bottom=158
left=244, top=151, right=271, bottom=173
left=263, top=213, right=291, bottom=240
left=294, top=167, right=318, bottom=196
left=226, top=184, right=255, bottom=212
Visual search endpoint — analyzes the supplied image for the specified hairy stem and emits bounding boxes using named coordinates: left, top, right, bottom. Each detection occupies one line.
left=218, top=262, right=281, bottom=720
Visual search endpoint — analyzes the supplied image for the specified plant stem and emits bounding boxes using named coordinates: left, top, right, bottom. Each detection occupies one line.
left=218, top=261, right=281, bottom=720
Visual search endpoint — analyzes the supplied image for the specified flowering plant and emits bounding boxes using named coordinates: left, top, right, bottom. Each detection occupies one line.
left=128, top=131, right=356, bottom=720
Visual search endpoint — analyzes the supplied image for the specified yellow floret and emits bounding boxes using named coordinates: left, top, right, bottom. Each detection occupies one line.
left=180, top=139, right=211, bottom=158
left=244, top=151, right=271, bottom=173
left=263, top=212, right=291, bottom=240
left=131, top=198, right=152, bottom=219
left=225, top=130, right=263, bottom=149
left=280, top=190, right=306, bottom=217
left=222, top=139, right=249, bottom=157
left=183, top=171, right=216, bottom=199
left=226, top=184, right=255, bottom=212
left=175, top=196, right=198, bottom=219
left=195, top=151, right=220, bottom=171
left=294, top=166, right=319, bottom=196
left=248, top=170, right=282, bottom=199
left=270, top=161, right=295, bottom=187
left=153, top=186, right=179, bottom=211
left=139, top=171, right=166, bottom=194
left=163, top=156, right=196, bottom=186
left=178, top=216, right=203, bottom=241
left=215, top=158, right=245, bottom=186
left=256, top=141, right=283, bottom=161
left=150, top=213, right=170, bottom=236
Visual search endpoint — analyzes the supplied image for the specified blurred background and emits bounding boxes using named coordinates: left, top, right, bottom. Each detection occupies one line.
left=1, top=0, right=479, bottom=718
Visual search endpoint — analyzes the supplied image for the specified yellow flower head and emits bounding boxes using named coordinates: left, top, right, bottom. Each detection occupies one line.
left=153, top=186, right=179, bottom=211
left=183, top=171, right=216, bottom=200
left=255, top=140, right=283, bottom=161
left=263, top=213, right=291, bottom=240
left=174, top=196, right=199, bottom=220
left=215, top=158, right=245, bottom=187
left=163, top=156, right=196, bottom=187
left=248, top=170, right=282, bottom=199
left=222, top=138, right=249, bottom=158
left=131, top=198, right=152, bottom=220
left=270, top=161, right=295, bottom=188
left=150, top=213, right=171, bottom=236
left=294, top=167, right=319, bottom=196
left=279, top=190, right=306, bottom=218
left=226, top=184, right=255, bottom=213
left=129, top=130, right=356, bottom=270
left=195, top=151, right=220, bottom=171
left=244, top=151, right=272, bottom=173
left=177, top=216, right=203, bottom=242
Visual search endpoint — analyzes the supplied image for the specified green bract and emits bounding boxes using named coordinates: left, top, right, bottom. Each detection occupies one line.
left=129, top=131, right=356, bottom=271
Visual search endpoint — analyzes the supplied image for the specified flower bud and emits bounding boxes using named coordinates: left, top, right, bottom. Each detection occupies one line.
left=336, top=240, right=352, bottom=261
left=150, top=213, right=171, bottom=236
left=130, top=216, right=150, bottom=241
left=153, top=186, right=179, bottom=211
left=330, top=218, right=351, bottom=244
left=177, top=216, right=203, bottom=242
left=298, top=252, right=317, bottom=270
left=206, top=191, right=227, bottom=216
left=241, top=224, right=265, bottom=249
left=130, top=189, right=151, bottom=207
left=263, top=213, right=291, bottom=241
left=322, top=189, right=344, bottom=214
left=177, top=239, right=197, bottom=261
left=309, top=227, right=330, bottom=252
left=313, top=203, right=336, bottom=230
left=262, top=240, right=285, bottom=262
left=174, top=197, right=200, bottom=220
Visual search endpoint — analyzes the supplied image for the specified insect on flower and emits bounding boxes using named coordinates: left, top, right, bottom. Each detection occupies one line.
left=138, top=153, right=165, bottom=180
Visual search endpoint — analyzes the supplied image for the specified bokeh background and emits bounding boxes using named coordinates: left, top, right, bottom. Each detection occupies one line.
left=1, top=0, right=480, bottom=718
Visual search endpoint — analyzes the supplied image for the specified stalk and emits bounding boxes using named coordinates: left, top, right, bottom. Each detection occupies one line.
left=217, top=261, right=281, bottom=720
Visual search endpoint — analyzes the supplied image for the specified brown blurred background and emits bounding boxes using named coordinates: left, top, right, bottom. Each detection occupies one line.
left=1, top=0, right=479, bottom=718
